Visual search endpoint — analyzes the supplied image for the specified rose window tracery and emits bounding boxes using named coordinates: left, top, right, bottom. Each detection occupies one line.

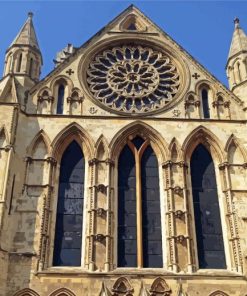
left=87, top=45, right=181, bottom=114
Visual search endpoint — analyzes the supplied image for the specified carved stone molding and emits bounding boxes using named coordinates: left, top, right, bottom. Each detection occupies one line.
left=112, top=277, right=134, bottom=296
left=149, top=277, right=171, bottom=296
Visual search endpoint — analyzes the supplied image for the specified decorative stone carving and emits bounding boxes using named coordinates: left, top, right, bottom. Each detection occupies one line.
left=175, top=235, right=186, bottom=244
left=87, top=45, right=180, bottom=114
left=175, top=210, right=185, bottom=219
left=112, top=277, right=134, bottom=296
left=96, top=183, right=107, bottom=194
left=149, top=277, right=171, bottom=296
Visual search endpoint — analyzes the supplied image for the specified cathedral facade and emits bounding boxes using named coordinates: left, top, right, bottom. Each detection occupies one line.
left=0, top=6, right=247, bottom=296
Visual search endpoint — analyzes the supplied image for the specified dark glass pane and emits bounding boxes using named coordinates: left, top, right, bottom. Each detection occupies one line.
left=118, top=145, right=137, bottom=267
left=141, top=145, right=163, bottom=268
left=132, top=136, right=145, bottom=150
left=191, top=144, right=226, bottom=269
left=56, top=84, right=65, bottom=114
left=53, top=141, right=84, bottom=266
left=202, top=89, right=210, bottom=119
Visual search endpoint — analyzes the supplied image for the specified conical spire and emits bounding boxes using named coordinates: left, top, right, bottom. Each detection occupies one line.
left=10, top=12, right=40, bottom=51
left=228, top=18, right=247, bottom=59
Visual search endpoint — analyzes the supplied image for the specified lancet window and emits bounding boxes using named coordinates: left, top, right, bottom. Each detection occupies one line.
left=53, top=141, right=85, bottom=266
left=201, top=89, right=210, bottom=119
left=17, top=53, right=22, bottom=72
left=117, top=136, right=162, bottom=268
left=190, top=144, right=226, bottom=269
left=56, top=84, right=65, bottom=114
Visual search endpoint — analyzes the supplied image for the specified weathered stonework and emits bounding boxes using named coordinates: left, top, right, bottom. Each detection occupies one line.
left=0, top=5, right=247, bottom=296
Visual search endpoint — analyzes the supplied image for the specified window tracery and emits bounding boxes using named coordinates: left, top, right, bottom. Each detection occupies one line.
left=87, top=45, right=180, bottom=114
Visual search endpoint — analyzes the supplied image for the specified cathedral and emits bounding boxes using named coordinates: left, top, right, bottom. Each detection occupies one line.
left=0, top=5, right=247, bottom=296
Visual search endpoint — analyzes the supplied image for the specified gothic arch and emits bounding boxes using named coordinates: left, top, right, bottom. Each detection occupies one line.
left=37, top=86, right=52, bottom=97
left=195, top=79, right=216, bottom=97
left=0, top=125, right=9, bottom=147
left=182, top=126, right=225, bottom=164
left=27, top=129, right=51, bottom=157
left=208, top=291, right=229, bottom=296
left=49, top=288, right=76, bottom=296
left=112, top=277, right=134, bottom=295
left=225, top=134, right=247, bottom=164
left=13, top=288, right=40, bottom=296
left=95, top=134, right=109, bottom=159
left=149, top=277, right=171, bottom=296
left=109, top=121, right=168, bottom=163
left=185, top=91, right=197, bottom=100
left=50, top=75, right=74, bottom=94
left=71, top=87, right=83, bottom=97
left=119, top=13, right=147, bottom=31
left=168, top=137, right=182, bottom=162
left=51, top=122, right=95, bottom=161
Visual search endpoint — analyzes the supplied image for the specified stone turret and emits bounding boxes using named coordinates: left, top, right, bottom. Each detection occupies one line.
left=3, top=12, right=42, bottom=84
left=226, top=18, right=247, bottom=102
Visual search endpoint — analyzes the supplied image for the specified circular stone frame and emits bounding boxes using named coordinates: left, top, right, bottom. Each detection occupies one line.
left=78, top=37, right=190, bottom=116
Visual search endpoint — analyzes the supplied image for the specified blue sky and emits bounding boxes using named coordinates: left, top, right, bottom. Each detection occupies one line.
left=0, top=1, right=247, bottom=86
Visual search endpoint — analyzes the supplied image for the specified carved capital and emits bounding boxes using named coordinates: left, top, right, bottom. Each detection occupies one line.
left=175, top=210, right=185, bottom=219
left=4, top=145, right=13, bottom=152
left=218, top=162, right=229, bottom=170
left=46, top=157, right=57, bottom=165
left=96, top=184, right=107, bottom=194
left=175, top=235, right=186, bottom=243
left=88, top=158, right=99, bottom=166
left=162, top=160, right=172, bottom=168
left=25, top=156, right=32, bottom=163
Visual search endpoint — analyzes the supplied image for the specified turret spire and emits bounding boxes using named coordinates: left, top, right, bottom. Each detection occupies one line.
left=228, top=18, right=247, bottom=60
left=226, top=18, right=247, bottom=102
left=10, top=12, right=40, bottom=50
left=2, top=12, right=42, bottom=83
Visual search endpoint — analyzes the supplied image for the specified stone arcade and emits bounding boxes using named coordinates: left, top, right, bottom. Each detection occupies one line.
left=0, top=5, right=247, bottom=296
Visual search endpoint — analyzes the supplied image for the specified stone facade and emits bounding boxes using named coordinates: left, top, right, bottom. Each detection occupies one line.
left=0, top=5, right=247, bottom=296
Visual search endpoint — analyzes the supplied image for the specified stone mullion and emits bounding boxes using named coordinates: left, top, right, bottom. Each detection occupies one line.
left=37, top=157, right=56, bottom=271
left=180, top=161, right=193, bottom=272
left=88, top=159, right=97, bottom=271
left=105, top=159, right=114, bottom=271
left=219, top=162, right=242, bottom=272
left=163, top=161, right=177, bottom=272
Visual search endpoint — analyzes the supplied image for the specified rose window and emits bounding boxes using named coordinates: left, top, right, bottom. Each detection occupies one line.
left=87, top=45, right=181, bottom=114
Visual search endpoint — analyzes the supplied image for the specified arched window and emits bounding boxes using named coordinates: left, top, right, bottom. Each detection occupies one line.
left=118, top=136, right=162, bottom=268
left=53, top=141, right=85, bottom=266
left=190, top=144, right=226, bottom=269
left=17, top=53, right=22, bottom=72
left=56, top=84, right=65, bottom=114
left=29, top=57, right=33, bottom=77
left=201, top=89, right=210, bottom=119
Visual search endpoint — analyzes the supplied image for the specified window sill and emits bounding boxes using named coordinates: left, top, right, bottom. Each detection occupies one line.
left=35, top=267, right=244, bottom=279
